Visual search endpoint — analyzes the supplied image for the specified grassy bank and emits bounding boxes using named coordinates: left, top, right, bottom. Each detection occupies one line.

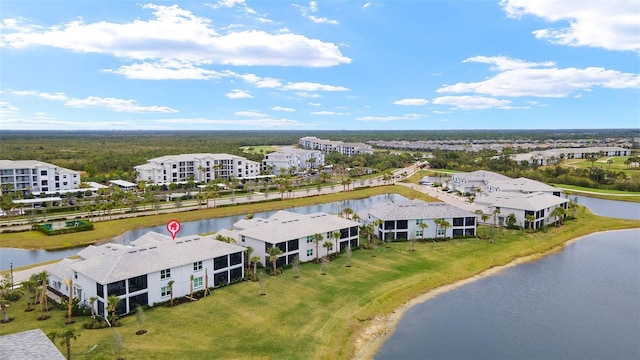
left=0, top=186, right=433, bottom=250
left=1, top=207, right=639, bottom=359
left=553, top=184, right=640, bottom=202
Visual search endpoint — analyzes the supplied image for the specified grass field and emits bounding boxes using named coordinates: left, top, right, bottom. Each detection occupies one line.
left=240, top=145, right=278, bottom=155
left=1, top=207, right=639, bottom=359
left=563, top=156, right=639, bottom=177
left=553, top=184, right=640, bottom=203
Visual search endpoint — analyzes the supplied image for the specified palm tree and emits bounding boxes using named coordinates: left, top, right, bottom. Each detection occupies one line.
left=474, top=209, right=483, bottom=226
left=48, top=328, right=80, bottom=360
left=331, top=231, right=341, bottom=255
left=342, top=207, right=353, bottom=219
left=64, top=278, right=73, bottom=324
left=481, top=213, right=490, bottom=225
left=107, top=295, right=120, bottom=327
left=550, top=206, right=566, bottom=226
left=323, top=240, right=333, bottom=259
left=0, top=275, right=11, bottom=323
left=244, top=246, right=254, bottom=270
left=439, top=219, right=451, bottom=240
left=37, top=271, right=49, bottom=319
left=21, top=278, right=37, bottom=312
left=525, top=214, right=536, bottom=231
left=267, top=246, right=283, bottom=275
left=313, top=233, right=323, bottom=263
left=250, top=256, right=261, bottom=281
left=189, top=274, right=194, bottom=301
left=89, top=296, right=97, bottom=329
left=492, top=208, right=501, bottom=228
left=167, top=280, right=175, bottom=306
left=204, top=269, right=210, bottom=297
left=433, top=218, right=442, bottom=241
left=418, top=222, right=428, bottom=242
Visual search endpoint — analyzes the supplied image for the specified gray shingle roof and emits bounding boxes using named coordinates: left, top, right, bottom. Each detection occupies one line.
left=0, top=329, right=65, bottom=360
left=490, top=177, right=560, bottom=193
left=366, top=200, right=475, bottom=220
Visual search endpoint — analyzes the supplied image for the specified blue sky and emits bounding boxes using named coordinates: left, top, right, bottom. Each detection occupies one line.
left=1, top=0, right=638, bottom=131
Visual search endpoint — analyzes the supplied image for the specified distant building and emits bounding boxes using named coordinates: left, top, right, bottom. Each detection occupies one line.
left=511, top=146, right=632, bottom=166
left=448, top=170, right=512, bottom=194
left=0, top=160, right=80, bottom=194
left=134, top=153, right=260, bottom=185
left=47, top=232, right=246, bottom=316
left=217, top=210, right=360, bottom=266
left=298, top=136, right=374, bottom=156
left=262, top=148, right=325, bottom=174
left=361, top=200, right=477, bottom=241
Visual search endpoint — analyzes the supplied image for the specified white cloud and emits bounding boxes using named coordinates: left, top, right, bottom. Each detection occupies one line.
left=393, top=98, right=429, bottom=106
left=433, top=96, right=512, bottom=110
left=1, top=4, right=350, bottom=67
left=308, top=102, right=321, bottom=106
left=437, top=55, right=640, bottom=97
left=463, top=55, right=554, bottom=71
left=293, top=1, right=339, bottom=25
left=65, top=96, right=178, bottom=113
left=282, top=82, right=349, bottom=92
left=297, top=92, right=322, bottom=98
left=9, top=89, right=69, bottom=101
left=362, top=2, right=372, bottom=9
left=500, top=0, right=640, bottom=53
left=208, top=0, right=245, bottom=9
left=310, top=111, right=350, bottom=116
left=0, top=101, right=19, bottom=113
left=225, top=89, right=254, bottom=99
left=106, top=60, right=226, bottom=80
left=235, top=110, right=268, bottom=117
left=271, top=106, right=295, bottom=112
left=356, top=114, right=422, bottom=122
left=158, top=117, right=308, bottom=128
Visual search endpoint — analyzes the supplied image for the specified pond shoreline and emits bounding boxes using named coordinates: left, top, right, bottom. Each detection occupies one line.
left=351, top=228, right=636, bottom=359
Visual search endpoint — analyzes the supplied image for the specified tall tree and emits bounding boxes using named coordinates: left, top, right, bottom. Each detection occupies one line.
left=107, top=295, right=120, bottom=327
left=323, top=241, right=334, bottom=259
left=418, top=222, right=428, bottom=242
left=331, top=231, right=341, bottom=255
left=267, top=246, right=283, bottom=275
left=313, top=233, right=323, bottom=263
left=64, top=278, right=73, bottom=324
left=0, top=275, right=12, bottom=323
left=167, top=280, right=175, bottom=307
left=48, top=328, right=80, bottom=360
left=89, top=296, right=97, bottom=329
left=189, top=274, right=194, bottom=301
left=250, top=256, right=261, bottom=281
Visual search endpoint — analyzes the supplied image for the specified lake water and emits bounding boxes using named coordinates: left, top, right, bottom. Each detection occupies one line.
left=575, top=195, right=640, bottom=220
left=376, top=229, right=640, bottom=360
left=0, top=194, right=402, bottom=269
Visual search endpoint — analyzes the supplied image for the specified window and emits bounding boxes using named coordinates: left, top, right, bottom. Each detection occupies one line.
left=453, top=218, right=464, bottom=226
left=193, top=261, right=203, bottom=271
left=214, top=255, right=228, bottom=270
left=437, top=228, right=445, bottom=236
left=416, top=219, right=423, bottom=225
left=161, top=286, right=171, bottom=297
left=96, top=283, right=104, bottom=298
left=287, top=239, right=299, bottom=252
left=230, top=252, right=242, bottom=266
left=306, top=235, right=314, bottom=243
left=74, top=271, right=78, bottom=279
left=193, top=277, right=203, bottom=288
left=416, top=230, right=423, bottom=237
left=307, top=249, right=313, bottom=257
left=465, top=217, right=475, bottom=226
left=160, top=269, right=171, bottom=279
left=129, top=293, right=148, bottom=309
left=397, top=220, right=408, bottom=229
left=128, top=275, right=148, bottom=293
left=107, top=280, right=126, bottom=297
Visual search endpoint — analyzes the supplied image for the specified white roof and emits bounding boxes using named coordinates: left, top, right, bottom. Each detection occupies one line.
left=489, top=177, right=560, bottom=193
left=69, top=233, right=246, bottom=284
left=453, top=170, right=512, bottom=182
left=366, top=200, right=475, bottom=220
left=475, top=192, right=568, bottom=211
left=109, top=179, right=137, bottom=187
left=234, top=210, right=359, bottom=244
left=13, top=197, right=62, bottom=204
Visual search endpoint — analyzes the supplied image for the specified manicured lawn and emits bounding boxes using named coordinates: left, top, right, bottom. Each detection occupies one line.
left=0, top=186, right=434, bottom=250
left=553, top=183, right=640, bottom=203
left=563, top=157, right=639, bottom=177
left=240, top=145, right=278, bottom=154
left=2, top=207, right=639, bottom=359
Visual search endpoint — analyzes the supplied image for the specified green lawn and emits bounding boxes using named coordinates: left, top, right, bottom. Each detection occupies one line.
left=563, top=156, right=639, bottom=177
left=2, top=207, right=639, bottom=359
left=553, top=183, right=640, bottom=203
left=240, top=145, right=278, bottom=155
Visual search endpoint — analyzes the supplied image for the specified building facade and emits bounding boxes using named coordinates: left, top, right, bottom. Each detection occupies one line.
left=0, top=160, right=81, bottom=194
left=298, top=136, right=374, bottom=156
left=475, top=192, right=569, bottom=230
left=217, top=210, right=360, bottom=267
left=134, top=153, right=260, bottom=185
left=262, top=149, right=325, bottom=175
left=361, top=200, right=477, bottom=241
left=47, top=232, right=246, bottom=316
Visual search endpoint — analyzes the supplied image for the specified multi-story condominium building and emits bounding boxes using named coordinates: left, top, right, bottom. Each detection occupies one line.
left=475, top=192, right=568, bottom=230
left=298, top=136, right=374, bottom=156
left=262, top=148, right=325, bottom=175
left=134, top=153, right=260, bottom=184
left=47, top=232, right=246, bottom=316
left=0, top=160, right=81, bottom=194
left=217, top=210, right=360, bottom=267
left=361, top=200, right=477, bottom=241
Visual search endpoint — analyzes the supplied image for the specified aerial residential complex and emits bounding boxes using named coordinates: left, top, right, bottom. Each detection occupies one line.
left=217, top=210, right=360, bottom=267
left=0, top=160, right=80, bottom=194
left=510, top=146, right=632, bottom=165
left=298, top=136, right=374, bottom=156
left=47, top=232, right=246, bottom=316
left=262, top=148, right=325, bottom=175
left=134, top=153, right=260, bottom=185
left=360, top=200, right=477, bottom=241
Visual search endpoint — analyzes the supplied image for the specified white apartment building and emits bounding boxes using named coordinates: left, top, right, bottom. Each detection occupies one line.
left=298, top=136, right=374, bottom=156
left=217, top=210, right=360, bottom=266
left=134, top=153, right=260, bottom=185
left=0, top=160, right=81, bottom=194
left=262, top=148, right=325, bottom=175
left=47, top=232, right=246, bottom=316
